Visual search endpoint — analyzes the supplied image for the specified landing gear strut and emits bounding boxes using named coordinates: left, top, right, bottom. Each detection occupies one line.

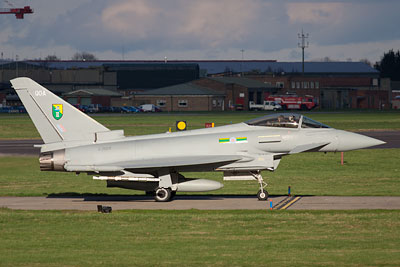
left=252, top=171, right=269, bottom=201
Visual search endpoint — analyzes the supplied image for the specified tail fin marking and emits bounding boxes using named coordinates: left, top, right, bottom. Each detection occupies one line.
left=11, top=77, right=109, bottom=143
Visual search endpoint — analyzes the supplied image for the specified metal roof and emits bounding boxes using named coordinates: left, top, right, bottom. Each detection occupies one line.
left=103, top=63, right=199, bottom=71
left=207, top=77, right=269, bottom=88
left=4, top=60, right=378, bottom=75
left=64, top=88, right=121, bottom=97
left=192, top=61, right=378, bottom=75
left=135, top=83, right=225, bottom=96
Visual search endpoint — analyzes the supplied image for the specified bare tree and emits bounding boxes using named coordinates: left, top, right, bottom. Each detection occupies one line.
left=360, top=58, right=372, bottom=67
left=312, top=57, right=335, bottom=62
left=72, top=52, right=97, bottom=61
left=44, top=55, right=60, bottom=61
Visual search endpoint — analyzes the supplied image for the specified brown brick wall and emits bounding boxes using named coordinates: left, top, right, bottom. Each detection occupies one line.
left=248, top=75, right=376, bottom=89
left=117, top=95, right=225, bottom=111
left=0, top=93, right=5, bottom=104
left=355, top=90, right=389, bottom=109
left=92, top=96, right=112, bottom=106
left=192, top=78, right=226, bottom=92
left=192, top=78, right=247, bottom=110
left=246, top=74, right=390, bottom=109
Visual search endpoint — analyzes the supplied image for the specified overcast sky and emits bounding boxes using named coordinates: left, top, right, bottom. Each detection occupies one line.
left=1, top=0, right=399, bottom=63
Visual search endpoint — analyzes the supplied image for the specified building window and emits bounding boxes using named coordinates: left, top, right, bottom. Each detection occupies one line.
left=310, top=82, right=314, bottom=89
left=212, top=99, right=223, bottom=107
left=291, top=81, right=296, bottom=89
left=303, top=82, right=309, bottom=89
left=157, top=100, right=166, bottom=107
left=276, top=82, right=284, bottom=88
left=178, top=99, right=188, bottom=107
left=372, top=78, right=378, bottom=86
left=296, top=82, right=300, bottom=89
left=315, top=81, right=320, bottom=88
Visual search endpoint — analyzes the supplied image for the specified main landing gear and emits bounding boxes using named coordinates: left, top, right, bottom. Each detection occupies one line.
left=154, top=187, right=175, bottom=202
left=153, top=173, right=179, bottom=202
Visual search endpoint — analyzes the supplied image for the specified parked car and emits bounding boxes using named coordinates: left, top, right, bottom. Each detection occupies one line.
left=99, top=106, right=112, bottom=113
left=139, top=104, right=161, bottom=112
left=249, top=101, right=282, bottom=111
left=120, top=106, right=132, bottom=113
left=81, top=105, right=90, bottom=113
left=0, top=106, right=26, bottom=113
left=121, top=106, right=142, bottom=113
left=128, top=106, right=143, bottom=113
left=73, top=104, right=85, bottom=112
left=14, top=106, right=27, bottom=113
left=87, top=104, right=102, bottom=113
left=0, top=106, right=12, bottom=113
left=110, top=106, right=122, bottom=113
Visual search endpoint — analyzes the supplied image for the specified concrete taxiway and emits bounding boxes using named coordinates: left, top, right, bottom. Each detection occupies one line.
left=1, top=195, right=400, bottom=211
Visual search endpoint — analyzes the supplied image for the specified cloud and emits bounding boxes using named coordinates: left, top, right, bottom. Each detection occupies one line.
left=0, top=0, right=399, bottom=63
left=286, top=2, right=345, bottom=25
left=177, top=0, right=260, bottom=47
left=102, top=0, right=161, bottom=38
left=101, top=0, right=264, bottom=48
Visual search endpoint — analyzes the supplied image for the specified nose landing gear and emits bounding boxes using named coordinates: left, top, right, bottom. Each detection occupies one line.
left=252, top=171, right=269, bottom=201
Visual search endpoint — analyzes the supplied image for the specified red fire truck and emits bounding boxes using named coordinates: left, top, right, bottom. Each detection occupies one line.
left=265, top=94, right=318, bottom=110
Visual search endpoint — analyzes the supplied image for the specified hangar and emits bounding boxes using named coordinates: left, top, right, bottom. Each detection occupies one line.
left=63, top=88, right=122, bottom=106
left=113, top=82, right=225, bottom=112
left=0, top=60, right=393, bottom=110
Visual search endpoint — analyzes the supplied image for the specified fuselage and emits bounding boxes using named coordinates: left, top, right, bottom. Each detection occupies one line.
left=61, top=117, right=382, bottom=173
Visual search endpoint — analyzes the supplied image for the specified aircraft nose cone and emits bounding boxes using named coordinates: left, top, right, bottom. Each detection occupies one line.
left=337, top=130, right=386, bottom=151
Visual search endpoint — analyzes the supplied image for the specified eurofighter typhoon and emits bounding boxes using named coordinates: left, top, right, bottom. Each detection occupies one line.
left=11, top=77, right=385, bottom=202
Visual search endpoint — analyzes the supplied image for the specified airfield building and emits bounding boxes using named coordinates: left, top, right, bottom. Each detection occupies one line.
left=0, top=60, right=393, bottom=110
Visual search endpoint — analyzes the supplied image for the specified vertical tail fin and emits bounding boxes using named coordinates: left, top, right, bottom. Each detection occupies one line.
left=10, top=77, right=109, bottom=143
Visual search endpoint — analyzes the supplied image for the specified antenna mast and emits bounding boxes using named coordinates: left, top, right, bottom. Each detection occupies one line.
left=298, top=29, right=309, bottom=75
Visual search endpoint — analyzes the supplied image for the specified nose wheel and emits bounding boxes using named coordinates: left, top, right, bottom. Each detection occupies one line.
left=257, top=189, right=269, bottom=201
left=251, top=171, right=269, bottom=201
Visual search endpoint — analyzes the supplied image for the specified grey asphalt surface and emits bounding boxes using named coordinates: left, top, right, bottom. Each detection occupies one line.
left=0, top=139, right=41, bottom=155
left=0, top=130, right=398, bottom=155
left=1, top=195, right=400, bottom=210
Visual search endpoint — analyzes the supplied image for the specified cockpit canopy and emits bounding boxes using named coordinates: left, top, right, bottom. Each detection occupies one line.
left=245, top=113, right=330, bottom=129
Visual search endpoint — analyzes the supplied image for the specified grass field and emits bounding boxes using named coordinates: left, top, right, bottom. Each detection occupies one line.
left=1, top=148, right=399, bottom=197
left=0, top=208, right=399, bottom=266
left=0, top=111, right=399, bottom=139
left=0, top=112, right=399, bottom=266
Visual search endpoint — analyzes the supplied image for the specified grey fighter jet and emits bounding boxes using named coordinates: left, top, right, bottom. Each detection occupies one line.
left=11, top=77, right=385, bottom=202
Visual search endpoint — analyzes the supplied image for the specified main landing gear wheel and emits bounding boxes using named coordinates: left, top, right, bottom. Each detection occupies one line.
left=257, top=189, right=269, bottom=201
left=154, top=187, right=172, bottom=202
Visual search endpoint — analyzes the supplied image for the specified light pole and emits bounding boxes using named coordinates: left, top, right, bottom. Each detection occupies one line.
left=240, top=49, right=244, bottom=75
left=15, top=54, right=19, bottom=77
left=298, top=29, right=309, bottom=75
